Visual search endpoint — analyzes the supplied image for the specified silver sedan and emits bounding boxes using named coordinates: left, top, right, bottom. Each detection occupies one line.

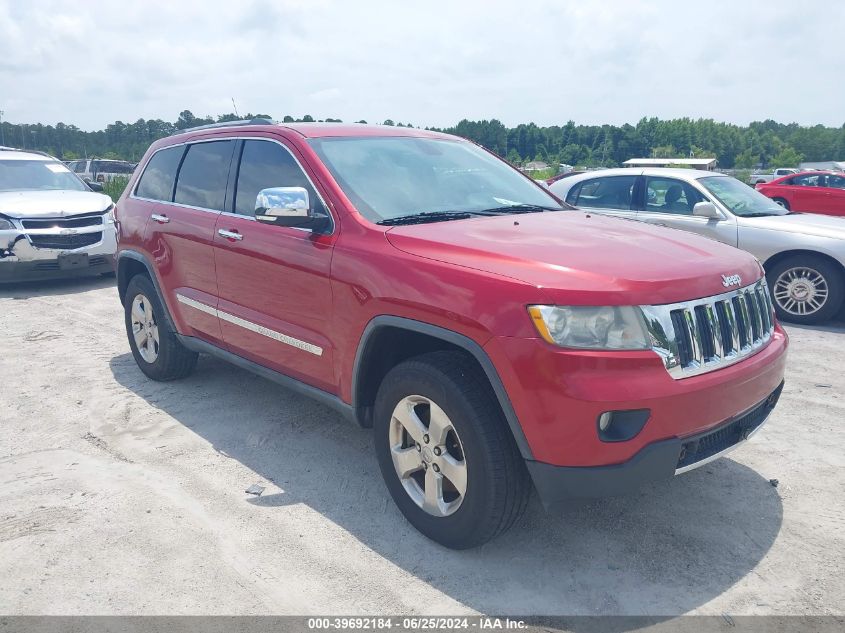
left=550, top=168, right=845, bottom=324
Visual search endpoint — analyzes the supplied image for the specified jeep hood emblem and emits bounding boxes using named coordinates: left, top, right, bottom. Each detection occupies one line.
left=722, top=273, right=742, bottom=288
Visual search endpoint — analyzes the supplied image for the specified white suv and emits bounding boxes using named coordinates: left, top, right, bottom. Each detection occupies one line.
left=65, top=158, right=136, bottom=183
left=0, top=148, right=117, bottom=281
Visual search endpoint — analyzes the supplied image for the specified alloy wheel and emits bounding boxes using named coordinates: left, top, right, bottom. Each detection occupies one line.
left=773, top=266, right=829, bottom=316
left=388, top=395, right=468, bottom=517
left=131, top=293, right=160, bottom=363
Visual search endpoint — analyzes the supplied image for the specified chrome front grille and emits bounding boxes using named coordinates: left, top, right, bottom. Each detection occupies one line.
left=641, top=280, right=775, bottom=379
left=21, top=213, right=105, bottom=251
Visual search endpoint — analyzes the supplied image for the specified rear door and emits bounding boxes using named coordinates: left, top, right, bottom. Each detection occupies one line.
left=212, top=137, right=337, bottom=391
left=566, top=175, right=639, bottom=220
left=140, top=139, right=236, bottom=346
left=636, top=175, right=738, bottom=246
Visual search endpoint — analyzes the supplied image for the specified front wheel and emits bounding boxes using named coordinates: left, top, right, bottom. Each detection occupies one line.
left=767, top=255, right=844, bottom=324
left=373, top=351, right=530, bottom=549
left=772, top=197, right=790, bottom=210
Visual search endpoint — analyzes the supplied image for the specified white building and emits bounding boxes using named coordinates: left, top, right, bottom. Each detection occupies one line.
left=623, top=157, right=718, bottom=170
left=799, top=161, right=845, bottom=172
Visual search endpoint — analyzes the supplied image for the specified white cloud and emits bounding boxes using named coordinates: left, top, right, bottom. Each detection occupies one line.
left=0, top=0, right=842, bottom=129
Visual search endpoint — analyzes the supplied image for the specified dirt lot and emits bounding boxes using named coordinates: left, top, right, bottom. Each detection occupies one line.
left=0, top=276, right=843, bottom=616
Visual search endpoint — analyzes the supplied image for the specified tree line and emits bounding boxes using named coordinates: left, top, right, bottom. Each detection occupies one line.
left=2, top=110, right=843, bottom=170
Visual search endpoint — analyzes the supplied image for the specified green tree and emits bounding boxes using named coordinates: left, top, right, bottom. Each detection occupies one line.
left=652, top=145, right=677, bottom=158
left=769, top=145, right=803, bottom=169
left=734, top=148, right=758, bottom=169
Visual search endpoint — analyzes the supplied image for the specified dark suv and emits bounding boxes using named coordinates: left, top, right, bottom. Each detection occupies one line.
left=115, top=120, right=787, bottom=548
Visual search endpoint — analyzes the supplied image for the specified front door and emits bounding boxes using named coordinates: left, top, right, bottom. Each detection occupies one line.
left=636, top=175, right=738, bottom=246
left=212, top=138, right=337, bottom=392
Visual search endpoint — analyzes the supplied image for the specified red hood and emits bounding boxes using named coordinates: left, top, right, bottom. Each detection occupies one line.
left=386, top=212, right=763, bottom=306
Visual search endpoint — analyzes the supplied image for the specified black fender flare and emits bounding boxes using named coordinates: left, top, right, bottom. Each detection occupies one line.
left=352, top=315, right=534, bottom=460
left=116, top=250, right=177, bottom=332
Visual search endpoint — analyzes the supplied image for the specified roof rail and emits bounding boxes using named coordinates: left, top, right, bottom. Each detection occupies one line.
left=0, top=146, right=54, bottom=158
left=170, top=118, right=275, bottom=136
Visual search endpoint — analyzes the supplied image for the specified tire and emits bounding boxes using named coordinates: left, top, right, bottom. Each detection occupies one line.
left=373, top=351, right=530, bottom=549
left=767, top=255, right=844, bottom=325
left=124, top=274, right=198, bottom=380
left=772, top=197, right=790, bottom=210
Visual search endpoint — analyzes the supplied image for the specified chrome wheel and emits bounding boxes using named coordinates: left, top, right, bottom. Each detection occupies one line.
left=388, top=395, right=467, bottom=517
left=131, top=293, right=160, bottom=363
left=773, top=267, right=829, bottom=316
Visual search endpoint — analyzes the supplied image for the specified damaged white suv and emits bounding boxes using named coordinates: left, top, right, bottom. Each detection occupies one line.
left=0, top=147, right=116, bottom=281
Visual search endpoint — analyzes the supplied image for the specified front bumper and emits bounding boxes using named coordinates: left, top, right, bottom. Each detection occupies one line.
left=0, top=219, right=116, bottom=282
left=485, top=327, right=788, bottom=466
left=527, top=382, right=783, bottom=504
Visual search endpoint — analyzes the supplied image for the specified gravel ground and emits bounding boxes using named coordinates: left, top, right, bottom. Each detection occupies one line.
left=0, top=276, right=843, bottom=616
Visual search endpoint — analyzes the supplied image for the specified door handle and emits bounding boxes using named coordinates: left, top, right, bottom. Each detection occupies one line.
left=151, top=214, right=170, bottom=224
left=217, top=229, right=243, bottom=241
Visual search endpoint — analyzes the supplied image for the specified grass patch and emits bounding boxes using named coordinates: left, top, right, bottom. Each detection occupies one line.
left=103, top=176, right=131, bottom=202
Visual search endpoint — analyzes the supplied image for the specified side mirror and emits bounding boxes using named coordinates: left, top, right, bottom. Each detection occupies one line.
left=87, top=181, right=104, bottom=192
left=254, top=186, right=330, bottom=233
left=692, top=201, right=723, bottom=220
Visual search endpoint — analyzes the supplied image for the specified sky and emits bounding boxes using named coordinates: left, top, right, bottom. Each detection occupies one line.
left=1, top=0, right=843, bottom=131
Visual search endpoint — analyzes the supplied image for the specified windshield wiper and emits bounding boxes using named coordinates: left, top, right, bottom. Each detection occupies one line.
left=477, top=203, right=559, bottom=215
left=377, top=211, right=476, bottom=226
left=740, top=212, right=783, bottom=218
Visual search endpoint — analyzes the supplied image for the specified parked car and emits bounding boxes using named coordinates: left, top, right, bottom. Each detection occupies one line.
left=756, top=171, right=845, bottom=216
left=749, top=168, right=799, bottom=185
left=65, top=158, right=136, bottom=184
left=0, top=147, right=116, bottom=281
left=546, top=170, right=585, bottom=186
left=550, top=168, right=845, bottom=324
left=115, top=122, right=787, bottom=548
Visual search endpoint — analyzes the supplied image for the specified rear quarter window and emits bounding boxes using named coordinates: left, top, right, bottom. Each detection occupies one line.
left=135, top=146, right=185, bottom=201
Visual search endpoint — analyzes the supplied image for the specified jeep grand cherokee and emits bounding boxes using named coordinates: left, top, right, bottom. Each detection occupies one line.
left=114, top=121, right=787, bottom=548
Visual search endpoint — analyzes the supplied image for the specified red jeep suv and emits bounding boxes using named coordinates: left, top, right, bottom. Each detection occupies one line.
left=115, top=120, right=788, bottom=548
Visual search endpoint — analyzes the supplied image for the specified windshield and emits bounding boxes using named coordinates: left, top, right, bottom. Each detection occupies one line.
left=309, top=137, right=563, bottom=223
left=0, top=159, right=89, bottom=192
left=698, top=176, right=788, bottom=217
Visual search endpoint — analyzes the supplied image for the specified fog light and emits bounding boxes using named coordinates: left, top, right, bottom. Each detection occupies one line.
left=596, top=409, right=651, bottom=442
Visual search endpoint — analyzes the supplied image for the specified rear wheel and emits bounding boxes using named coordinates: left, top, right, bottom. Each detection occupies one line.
left=772, top=197, right=790, bottom=210
left=373, top=351, right=530, bottom=549
left=767, top=255, right=844, bottom=324
left=124, top=274, right=198, bottom=380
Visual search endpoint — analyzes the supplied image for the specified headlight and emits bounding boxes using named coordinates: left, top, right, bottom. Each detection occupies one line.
left=0, top=217, right=14, bottom=230
left=104, top=204, right=115, bottom=223
left=528, top=305, right=650, bottom=350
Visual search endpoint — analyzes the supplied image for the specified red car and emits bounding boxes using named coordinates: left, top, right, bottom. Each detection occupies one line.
left=756, top=171, right=845, bottom=216
left=114, top=121, right=787, bottom=548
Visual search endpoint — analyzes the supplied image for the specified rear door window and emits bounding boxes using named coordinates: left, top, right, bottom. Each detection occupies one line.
left=174, top=141, right=236, bottom=211
left=135, top=146, right=185, bottom=201
left=572, top=176, right=636, bottom=210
